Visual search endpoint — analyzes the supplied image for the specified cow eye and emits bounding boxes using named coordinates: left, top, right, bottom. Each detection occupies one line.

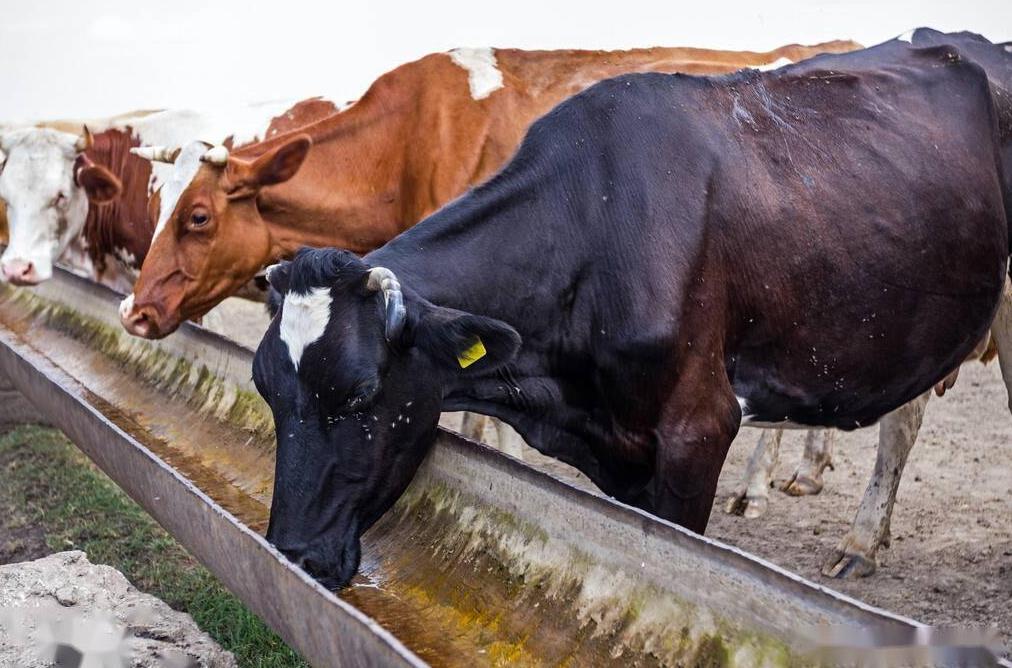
left=53, top=192, right=67, bottom=208
left=188, top=208, right=210, bottom=229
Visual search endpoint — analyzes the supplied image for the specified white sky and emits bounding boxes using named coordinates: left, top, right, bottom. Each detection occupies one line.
left=1, top=0, right=1009, bottom=121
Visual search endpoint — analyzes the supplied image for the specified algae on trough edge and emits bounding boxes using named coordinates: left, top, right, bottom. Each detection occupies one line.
left=8, top=288, right=275, bottom=449
left=390, top=481, right=799, bottom=667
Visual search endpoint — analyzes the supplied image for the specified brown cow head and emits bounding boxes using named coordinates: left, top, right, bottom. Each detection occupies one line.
left=121, top=135, right=311, bottom=338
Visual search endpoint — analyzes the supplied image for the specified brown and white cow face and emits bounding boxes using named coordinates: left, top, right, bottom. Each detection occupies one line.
left=0, top=127, right=121, bottom=285
left=121, top=136, right=310, bottom=338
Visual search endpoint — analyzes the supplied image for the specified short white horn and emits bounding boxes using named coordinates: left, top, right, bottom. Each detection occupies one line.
left=75, top=125, right=94, bottom=152
left=201, top=145, right=229, bottom=166
left=130, top=145, right=182, bottom=163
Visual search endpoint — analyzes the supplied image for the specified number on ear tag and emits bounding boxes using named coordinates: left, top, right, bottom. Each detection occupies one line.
left=457, top=337, right=487, bottom=369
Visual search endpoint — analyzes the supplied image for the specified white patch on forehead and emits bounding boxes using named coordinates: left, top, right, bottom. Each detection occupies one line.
left=152, top=141, right=209, bottom=244
left=280, top=288, right=333, bottom=370
left=896, top=29, right=915, bottom=43
left=448, top=48, right=504, bottom=100
left=755, top=57, right=793, bottom=72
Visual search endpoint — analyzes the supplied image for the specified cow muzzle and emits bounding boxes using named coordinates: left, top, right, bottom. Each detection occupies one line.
left=2, top=259, right=40, bottom=286
left=119, top=295, right=175, bottom=339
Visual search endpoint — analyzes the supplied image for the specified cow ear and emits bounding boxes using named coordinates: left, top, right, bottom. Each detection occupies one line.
left=413, top=304, right=521, bottom=376
left=223, top=135, right=311, bottom=200
left=77, top=164, right=122, bottom=204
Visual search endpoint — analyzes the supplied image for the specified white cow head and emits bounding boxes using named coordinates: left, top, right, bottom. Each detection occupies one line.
left=0, top=126, right=119, bottom=285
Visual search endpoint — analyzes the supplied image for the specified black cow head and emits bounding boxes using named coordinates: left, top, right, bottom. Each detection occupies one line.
left=253, top=247, right=520, bottom=588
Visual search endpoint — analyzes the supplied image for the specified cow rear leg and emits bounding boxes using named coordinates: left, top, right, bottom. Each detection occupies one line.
left=992, top=276, right=1012, bottom=413
left=725, top=429, right=783, bottom=519
left=781, top=429, right=836, bottom=496
left=822, top=392, right=929, bottom=578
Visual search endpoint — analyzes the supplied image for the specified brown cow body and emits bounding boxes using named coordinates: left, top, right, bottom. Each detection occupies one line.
left=123, top=41, right=860, bottom=337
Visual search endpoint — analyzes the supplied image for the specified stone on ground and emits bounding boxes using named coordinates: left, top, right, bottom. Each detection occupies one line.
left=0, top=550, right=235, bottom=667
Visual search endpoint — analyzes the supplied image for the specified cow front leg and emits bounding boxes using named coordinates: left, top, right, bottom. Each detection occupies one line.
left=822, top=392, right=929, bottom=578
left=653, top=386, right=740, bottom=534
left=725, top=429, right=783, bottom=519
left=492, top=418, right=524, bottom=460
left=781, top=429, right=836, bottom=496
left=460, top=412, right=488, bottom=442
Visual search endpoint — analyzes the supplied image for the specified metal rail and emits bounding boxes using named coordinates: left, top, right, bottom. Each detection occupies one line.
left=0, top=267, right=1004, bottom=667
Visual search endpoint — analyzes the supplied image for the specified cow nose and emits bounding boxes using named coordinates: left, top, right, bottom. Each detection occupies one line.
left=3, top=260, right=38, bottom=285
left=121, top=304, right=158, bottom=338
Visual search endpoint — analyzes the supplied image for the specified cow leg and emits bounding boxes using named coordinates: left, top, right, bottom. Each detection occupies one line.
left=460, top=412, right=488, bottom=442
left=992, top=277, right=1012, bottom=413
left=781, top=429, right=836, bottom=496
left=822, top=392, right=929, bottom=578
left=492, top=418, right=524, bottom=460
left=651, top=373, right=740, bottom=534
left=724, top=429, right=783, bottom=519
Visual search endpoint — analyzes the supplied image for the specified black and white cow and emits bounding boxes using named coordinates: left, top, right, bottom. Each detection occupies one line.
left=254, top=39, right=1010, bottom=588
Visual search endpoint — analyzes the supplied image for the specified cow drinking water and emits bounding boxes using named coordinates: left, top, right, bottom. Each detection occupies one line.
left=252, top=40, right=1011, bottom=588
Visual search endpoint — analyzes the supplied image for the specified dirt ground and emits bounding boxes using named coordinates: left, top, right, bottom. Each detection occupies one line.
left=485, top=360, right=1012, bottom=650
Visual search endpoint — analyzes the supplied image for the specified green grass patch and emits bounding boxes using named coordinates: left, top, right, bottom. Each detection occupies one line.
left=0, top=424, right=307, bottom=668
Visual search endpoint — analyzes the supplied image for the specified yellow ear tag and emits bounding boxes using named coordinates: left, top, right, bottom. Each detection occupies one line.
left=457, top=337, right=487, bottom=369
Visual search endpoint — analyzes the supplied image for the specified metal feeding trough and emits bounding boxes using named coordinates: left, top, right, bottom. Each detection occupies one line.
left=0, top=268, right=1002, bottom=667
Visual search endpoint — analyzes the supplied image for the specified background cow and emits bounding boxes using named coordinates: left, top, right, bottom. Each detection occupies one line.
left=122, top=40, right=860, bottom=340
left=0, top=99, right=343, bottom=291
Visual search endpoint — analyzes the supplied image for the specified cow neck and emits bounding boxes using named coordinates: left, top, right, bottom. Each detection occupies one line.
left=81, top=128, right=153, bottom=272
left=367, top=155, right=571, bottom=360
left=241, top=86, right=417, bottom=260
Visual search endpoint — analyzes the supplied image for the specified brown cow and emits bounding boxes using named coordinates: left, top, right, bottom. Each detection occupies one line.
left=122, top=41, right=860, bottom=338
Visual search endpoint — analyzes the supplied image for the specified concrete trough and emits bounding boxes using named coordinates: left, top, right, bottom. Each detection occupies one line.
left=0, top=267, right=1001, bottom=667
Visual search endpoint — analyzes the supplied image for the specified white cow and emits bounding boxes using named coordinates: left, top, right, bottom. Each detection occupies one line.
left=726, top=277, right=1012, bottom=577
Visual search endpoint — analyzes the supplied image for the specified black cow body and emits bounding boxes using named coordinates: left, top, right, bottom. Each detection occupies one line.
left=255, top=37, right=1011, bottom=587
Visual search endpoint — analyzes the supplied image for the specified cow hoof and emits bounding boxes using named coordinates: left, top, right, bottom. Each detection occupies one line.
left=724, top=492, right=768, bottom=519
left=781, top=472, right=824, bottom=496
left=821, top=550, right=877, bottom=578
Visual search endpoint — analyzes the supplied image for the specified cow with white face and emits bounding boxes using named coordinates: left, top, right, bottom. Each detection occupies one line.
left=0, top=127, right=110, bottom=284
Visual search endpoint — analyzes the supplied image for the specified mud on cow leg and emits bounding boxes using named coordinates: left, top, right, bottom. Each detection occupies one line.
left=782, top=429, right=836, bottom=496
left=822, top=392, right=929, bottom=579
left=725, top=429, right=783, bottom=519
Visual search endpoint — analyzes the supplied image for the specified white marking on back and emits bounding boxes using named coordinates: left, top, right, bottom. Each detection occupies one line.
left=755, top=57, right=793, bottom=72
left=448, top=48, right=504, bottom=100
left=896, top=29, right=916, bottom=43
left=280, top=288, right=332, bottom=370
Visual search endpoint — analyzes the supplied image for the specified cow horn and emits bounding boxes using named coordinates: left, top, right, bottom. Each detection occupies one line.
left=201, top=145, right=229, bottom=166
left=75, top=125, right=94, bottom=153
left=130, top=146, right=182, bottom=163
left=366, top=267, right=406, bottom=342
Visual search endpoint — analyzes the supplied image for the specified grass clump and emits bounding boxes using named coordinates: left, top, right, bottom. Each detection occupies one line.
left=0, top=424, right=306, bottom=668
